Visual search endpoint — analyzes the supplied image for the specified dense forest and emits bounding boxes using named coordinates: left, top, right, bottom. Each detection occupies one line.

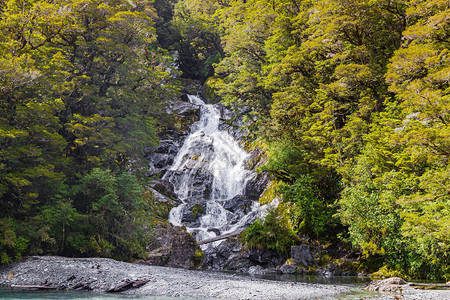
left=1, top=0, right=449, bottom=281
left=0, top=0, right=180, bottom=261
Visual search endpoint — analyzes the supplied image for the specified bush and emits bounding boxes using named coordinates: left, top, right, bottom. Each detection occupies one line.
left=279, top=176, right=331, bottom=239
left=0, top=218, right=29, bottom=263
left=192, top=249, right=204, bottom=267
left=242, top=206, right=298, bottom=256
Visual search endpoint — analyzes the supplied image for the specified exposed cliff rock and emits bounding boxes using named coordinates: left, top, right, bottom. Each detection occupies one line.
left=146, top=98, right=200, bottom=178
left=291, top=244, right=314, bottom=267
left=200, top=236, right=284, bottom=273
left=179, top=78, right=202, bottom=95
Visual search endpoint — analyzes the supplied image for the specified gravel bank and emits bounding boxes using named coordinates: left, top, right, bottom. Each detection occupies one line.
left=1, top=256, right=449, bottom=300
left=0, top=256, right=348, bottom=299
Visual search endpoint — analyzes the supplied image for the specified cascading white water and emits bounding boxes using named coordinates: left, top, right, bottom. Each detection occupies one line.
left=164, top=95, right=258, bottom=245
left=166, top=96, right=250, bottom=201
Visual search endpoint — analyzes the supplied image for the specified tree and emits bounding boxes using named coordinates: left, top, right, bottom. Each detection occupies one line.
left=0, top=0, right=177, bottom=261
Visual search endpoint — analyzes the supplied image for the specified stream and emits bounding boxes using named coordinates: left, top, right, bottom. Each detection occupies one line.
left=164, top=95, right=269, bottom=246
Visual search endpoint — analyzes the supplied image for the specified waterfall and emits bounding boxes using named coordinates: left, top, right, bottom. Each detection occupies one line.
left=164, top=95, right=259, bottom=245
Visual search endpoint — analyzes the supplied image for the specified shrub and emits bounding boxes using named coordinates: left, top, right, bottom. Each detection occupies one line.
left=242, top=206, right=298, bottom=256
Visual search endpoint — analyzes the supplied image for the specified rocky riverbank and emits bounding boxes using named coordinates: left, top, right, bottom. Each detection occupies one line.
left=1, top=256, right=450, bottom=300
left=0, top=256, right=348, bottom=299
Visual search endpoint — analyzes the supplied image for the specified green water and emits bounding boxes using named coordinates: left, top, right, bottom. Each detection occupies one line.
left=0, top=290, right=130, bottom=299
left=0, top=291, right=204, bottom=300
left=248, top=273, right=371, bottom=285
left=0, top=289, right=377, bottom=300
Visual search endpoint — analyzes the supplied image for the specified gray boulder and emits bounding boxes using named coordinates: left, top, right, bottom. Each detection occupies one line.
left=291, top=244, right=314, bottom=267
left=279, top=263, right=300, bottom=274
left=171, top=100, right=200, bottom=119
left=202, top=238, right=243, bottom=270
left=138, top=224, right=202, bottom=269
left=221, top=195, right=253, bottom=214
left=319, top=262, right=340, bottom=277
left=248, top=265, right=266, bottom=275
left=150, top=179, right=177, bottom=200
left=363, top=277, right=408, bottom=293
left=223, top=247, right=284, bottom=273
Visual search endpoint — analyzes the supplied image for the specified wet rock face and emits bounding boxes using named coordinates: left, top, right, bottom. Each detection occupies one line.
left=291, top=244, right=314, bottom=267
left=169, top=202, right=209, bottom=228
left=150, top=179, right=177, bottom=200
left=180, top=94, right=190, bottom=102
left=217, top=104, right=269, bottom=203
left=164, top=169, right=214, bottom=200
left=217, top=105, right=251, bottom=143
left=179, top=78, right=202, bottom=95
left=200, top=237, right=285, bottom=273
left=138, top=225, right=202, bottom=269
left=172, top=100, right=200, bottom=119
left=146, top=99, right=200, bottom=178
left=224, top=247, right=285, bottom=273
left=220, top=195, right=253, bottom=214
left=244, top=172, right=270, bottom=201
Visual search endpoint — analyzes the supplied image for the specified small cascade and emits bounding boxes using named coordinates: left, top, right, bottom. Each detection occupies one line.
left=164, top=95, right=265, bottom=246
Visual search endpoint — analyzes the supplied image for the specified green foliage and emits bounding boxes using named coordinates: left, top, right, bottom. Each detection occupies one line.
left=153, top=0, right=223, bottom=80
left=41, top=197, right=81, bottom=254
left=182, top=0, right=449, bottom=280
left=192, top=249, right=204, bottom=266
left=261, top=142, right=311, bottom=183
left=69, top=169, right=149, bottom=258
left=336, top=0, right=449, bottom=280
left=242, top=206, right=298, bottom=256
left=0, top=0, right=178, bottom=263
left=191, top=204, right=205, bottom=220
left=279, top=176, right=332, bottom=240
left=370, top=265, right=409, bottom=280
left=261, top=141, right=342, bottom=241
left=0, top=218, right=29, bottom=263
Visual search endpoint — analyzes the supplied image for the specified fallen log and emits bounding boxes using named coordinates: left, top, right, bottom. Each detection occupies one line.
left=107, top=280, right=133, bottom=292
left=132, top=279, right=150, bottom=288
left=11, top=284, right=57, bottom=290
left=72, top=281, right=93, bottom=291
left=198, top=230, right=241, bottom=245
left=107, top=279, right=150, bottom=292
